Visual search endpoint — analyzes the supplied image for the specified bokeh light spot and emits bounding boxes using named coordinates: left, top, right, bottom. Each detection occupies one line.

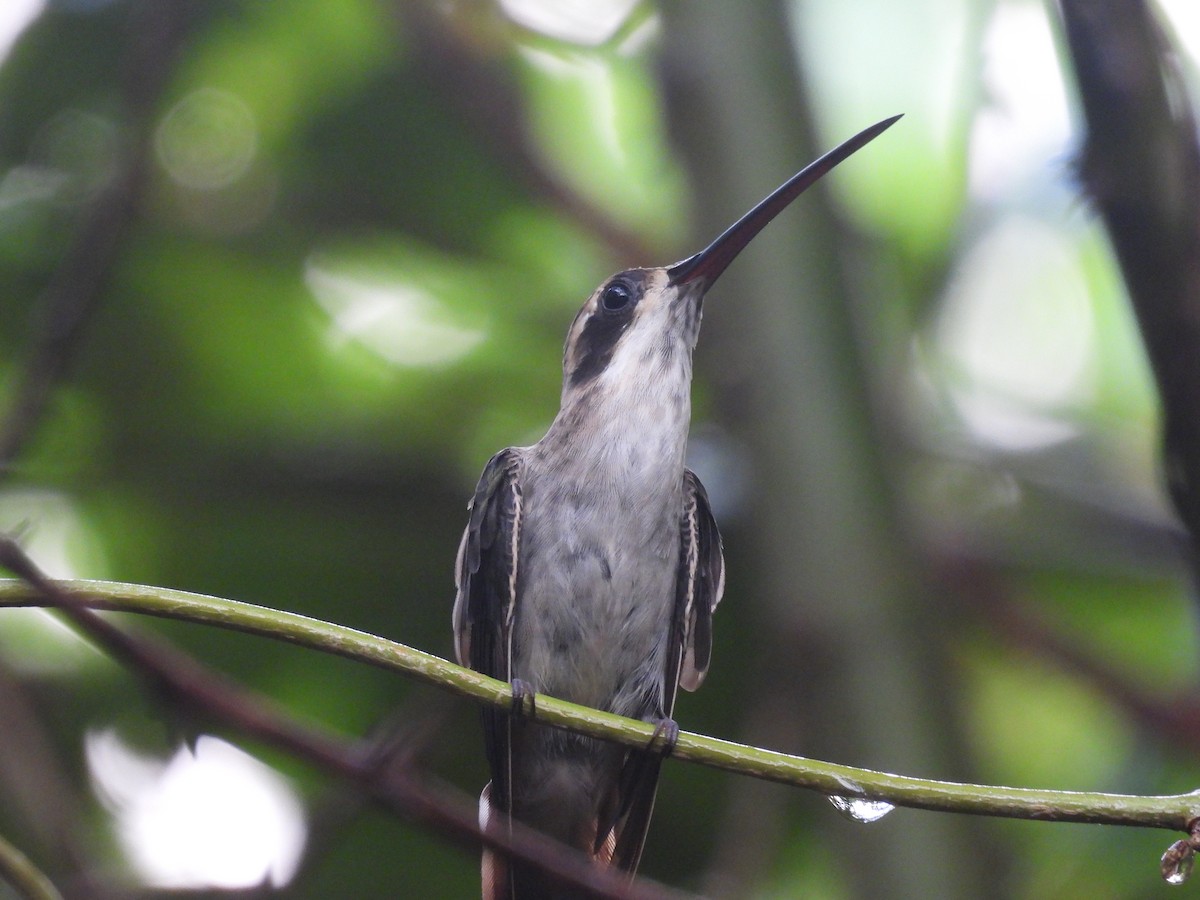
left=307, top=260, right=487, bottom=368
left=498, top=0, right=639, bottom=45
left=155, top=88, right=258, bottom=192
left=937, top=216, right=1095, bottom=450
left=0, top=0, right=43, bottom=64
left=30, top=109, right=120, bottom=203
left=87, top=731, right=307, bottom=890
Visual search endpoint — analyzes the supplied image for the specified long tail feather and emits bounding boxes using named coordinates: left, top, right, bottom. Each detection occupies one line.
left=480, top=784, right=513, bottom=900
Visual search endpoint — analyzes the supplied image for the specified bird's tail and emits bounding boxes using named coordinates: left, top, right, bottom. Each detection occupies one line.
left=479, top=782, right=605, bottom=900
left=478, top=746, right=661, bottom=898
left=478, top=773, right=619, bottom=899
left=479, top=784, right=511, bottom=900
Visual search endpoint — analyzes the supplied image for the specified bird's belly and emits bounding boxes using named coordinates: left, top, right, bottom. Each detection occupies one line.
left=512, top=516, right=679, bottom=719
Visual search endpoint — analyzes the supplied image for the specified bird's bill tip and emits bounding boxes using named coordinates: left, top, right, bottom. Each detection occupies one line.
left=666, top=113, right=902, bottom=288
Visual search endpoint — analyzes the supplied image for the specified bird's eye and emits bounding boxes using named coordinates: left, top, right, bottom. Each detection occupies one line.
left=601, top=281, right=633, bottom=312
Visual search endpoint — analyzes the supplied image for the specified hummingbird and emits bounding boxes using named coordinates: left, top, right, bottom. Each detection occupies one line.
left=453, top=114, right=900, bottom=898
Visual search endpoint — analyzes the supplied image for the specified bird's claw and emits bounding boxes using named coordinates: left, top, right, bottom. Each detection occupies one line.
left=648, top=717, right=679, bottom=758
left=510, top=678, right=536, bottom=719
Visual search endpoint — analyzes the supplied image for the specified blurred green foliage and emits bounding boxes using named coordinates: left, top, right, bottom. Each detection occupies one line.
left=1, top=0, right=1198, bottom=897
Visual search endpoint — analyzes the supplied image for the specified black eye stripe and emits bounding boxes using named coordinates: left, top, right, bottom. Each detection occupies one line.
left=570, top=313, right=630, bottom=386
left=568, top=270, right=647, bottom=387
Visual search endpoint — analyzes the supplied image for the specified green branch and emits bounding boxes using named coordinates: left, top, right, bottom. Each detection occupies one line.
left=0, top=578, right=1196, bottom=832
left=0, top=830, right=61, bottom=900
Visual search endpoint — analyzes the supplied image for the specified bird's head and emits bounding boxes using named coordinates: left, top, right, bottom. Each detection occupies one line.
left=558, top=114, right=901, bottom=405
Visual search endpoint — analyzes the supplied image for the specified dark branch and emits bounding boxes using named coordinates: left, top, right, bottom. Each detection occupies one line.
left=0, top=2, right=189, bottom=472
left=1055, top=0, right=1200, bottom=581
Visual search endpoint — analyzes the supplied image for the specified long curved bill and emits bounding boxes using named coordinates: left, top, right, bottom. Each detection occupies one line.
left=667, top=114, right=902, bottom=288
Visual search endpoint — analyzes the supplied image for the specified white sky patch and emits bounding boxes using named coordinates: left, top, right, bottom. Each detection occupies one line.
left=87, top=731, right=306, bottom=890
left=969, top=1, right=1072, bottom=201
left=498, top=0, right=639, bottom=45
left=306, top=262, right=486, bottom=367
left=1159, top=0, right=1200, bottom=66
left=937, top=216, right=1095, bottom=451
left=0, top=489, right=109, bottom=674
left=0, top=0, right=43, bottom=65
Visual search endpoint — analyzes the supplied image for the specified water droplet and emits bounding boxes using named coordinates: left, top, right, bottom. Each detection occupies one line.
left=829, top=795, right=896, bottom=823
left=1162, top=840, right=1195, bottom=885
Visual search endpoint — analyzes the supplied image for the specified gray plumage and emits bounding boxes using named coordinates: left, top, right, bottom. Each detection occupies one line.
left=454, top=267, right=724, bottom=898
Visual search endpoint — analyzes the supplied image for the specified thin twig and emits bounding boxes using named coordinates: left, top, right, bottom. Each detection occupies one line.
left=0, top=830, right=61, bottom=900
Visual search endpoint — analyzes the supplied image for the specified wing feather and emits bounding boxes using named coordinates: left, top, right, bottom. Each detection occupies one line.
left=678, top=469, right=725, bottom=692
left=608, top=467, right=725, bottom=873
left=453, top=447, right=524, bottom=814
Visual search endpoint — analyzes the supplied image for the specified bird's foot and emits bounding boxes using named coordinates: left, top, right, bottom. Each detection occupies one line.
left=647, top=717, right=679, bottom=758
left=510, top=678, right=536, bottom=719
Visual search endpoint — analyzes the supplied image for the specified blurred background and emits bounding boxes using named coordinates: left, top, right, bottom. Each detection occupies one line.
left=1, top=0, right=1199, bottom=896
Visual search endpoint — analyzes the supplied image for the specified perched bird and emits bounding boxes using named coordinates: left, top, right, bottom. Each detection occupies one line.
left=454, top=115, right=900, bottom=898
